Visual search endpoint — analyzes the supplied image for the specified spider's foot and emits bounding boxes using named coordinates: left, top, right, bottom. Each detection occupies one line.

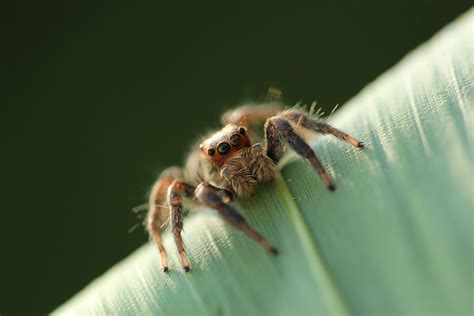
left=270, top=247, right=279, bottom=256
left=262, top=240, right=279, bottom=256
left=183, top=266, right=191, bottom=273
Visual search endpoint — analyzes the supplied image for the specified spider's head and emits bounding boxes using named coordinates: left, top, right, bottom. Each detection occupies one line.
left=199, top=124, right=251, bottom=166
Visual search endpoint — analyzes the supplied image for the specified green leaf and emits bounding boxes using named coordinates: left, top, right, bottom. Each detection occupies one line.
left=55, top=10, right=473, bottom=316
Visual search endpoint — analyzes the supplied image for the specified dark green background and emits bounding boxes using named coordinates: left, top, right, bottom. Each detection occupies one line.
left=1, top=1, right=471, bottom=314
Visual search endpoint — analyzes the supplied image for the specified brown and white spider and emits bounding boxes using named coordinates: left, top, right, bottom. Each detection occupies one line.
left=147, top=103, right=363, bottom=272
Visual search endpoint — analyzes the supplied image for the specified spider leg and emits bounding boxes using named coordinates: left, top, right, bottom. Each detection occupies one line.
left=195, top=183, right=278, bottom=255
left=168, top=179, right=196, bottom=272
left=221, top=104, right=284, bottom=126
left=282, top=109, right=364, bottom=148
left=266, top=116, right=336, bottom=191
left=147, top=167, right=182, bottom=272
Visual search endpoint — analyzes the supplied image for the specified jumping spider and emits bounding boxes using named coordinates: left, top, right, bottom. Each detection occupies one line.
left=147, top=103, right=363, bottom=272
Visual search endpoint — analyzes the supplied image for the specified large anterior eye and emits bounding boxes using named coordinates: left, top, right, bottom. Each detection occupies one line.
left=230, top=134, right=242, bottom=147
left=217, top=142, right=231, bottom=155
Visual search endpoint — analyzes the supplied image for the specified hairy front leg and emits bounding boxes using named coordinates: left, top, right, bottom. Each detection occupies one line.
left=282, top=109, right=364, bottom=148
left=195, top=183, right=278, bottom=255
left=266, top=117, right=336, bottom=191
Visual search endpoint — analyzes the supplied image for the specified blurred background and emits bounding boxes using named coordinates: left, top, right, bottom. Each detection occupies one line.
left=1, top=1, right=471, bottom=314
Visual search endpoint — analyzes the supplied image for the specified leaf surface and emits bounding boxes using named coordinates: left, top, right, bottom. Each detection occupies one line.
left=55, top=10, right=473, bottom=316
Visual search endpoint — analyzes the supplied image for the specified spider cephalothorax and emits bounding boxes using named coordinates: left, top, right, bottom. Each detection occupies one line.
left=199, top=124, right=251, bottom=165
left=147, top=103, right=363, bottom=272
left=199, top=124, right=277, bottom=197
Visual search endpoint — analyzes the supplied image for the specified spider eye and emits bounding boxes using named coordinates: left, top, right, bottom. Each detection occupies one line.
left=239, top=127, right=246, bottom=135
left=207, top=148, right=216, bottom=156
left=230, top=134, right=242, bottom=147
left=217, top=142, right=231, bottom=155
